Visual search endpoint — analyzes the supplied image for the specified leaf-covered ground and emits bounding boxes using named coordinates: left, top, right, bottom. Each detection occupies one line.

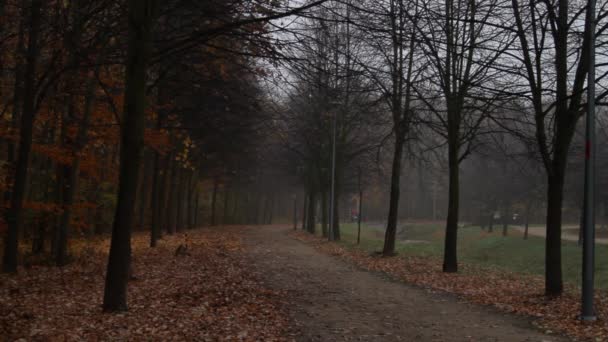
left=291, top=231, right=608, bottom=341
left=0, top=229, right=291, bottom=341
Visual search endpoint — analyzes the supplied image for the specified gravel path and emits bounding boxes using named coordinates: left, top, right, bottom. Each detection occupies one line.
left=241, top=226, right=568, bottom=342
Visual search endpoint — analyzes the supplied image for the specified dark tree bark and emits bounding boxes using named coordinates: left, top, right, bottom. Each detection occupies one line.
left=150, top=80, right=167, bottom=246
left=301, top=192, right=308, bottom=230
left=293, top=195, right=298, bottom=230
left=210, top=176, right=219, bottom=226
left=165, top=156, right=177, bottom=234
left=103, top=0, right=157, bottom=312
left=231, top=190, right=240, bottom=224
left=149, top=148, right=163, bottom=246
left=55, top=67, right=99, bottom=266
left=157, top=156, right=170, bottom=238
left=331, top=189, right=340, bottom=241
left=381, top=0, right=417, bottom=256
left=175, top=168, right=185, bottom=232
left=4, top=13, right=25, bottom=205
left=267, top=194, right=274, bottom=224
left=524, top=204, right=530, bottom=240
left=383, top=134, right=405, bottom=255
left=222, top=186, right=230, bottom=225
left=32, top=158, right=53, bottom=254
left=194, top=191, right=200, bottom=227
left=321, top=190, right=328, bottom=237
left=357, top=168, right=363, bottom=245
left=139, top=152, right=154, bottom=229
left=187, top=170, right=196, bottom=229
left=306, top=189, right=317, bottom=234
left=510, top=0, right=593, bottom=297
left=545, top=172, right=565, bottom=296
left=2, top=0, right=42, bottom=273
left=502, top=202, right=510, bottom=237
left=150, top=152, right=161, bottom=246
left=442, top=139, right=460, bottom=273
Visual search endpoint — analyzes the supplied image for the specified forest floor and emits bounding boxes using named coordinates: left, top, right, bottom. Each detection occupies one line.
left=242, top=226, right=571, bottom=342
left=0, top=229, right=292, bottom=341
left=3, top=225, right=606, bottom=341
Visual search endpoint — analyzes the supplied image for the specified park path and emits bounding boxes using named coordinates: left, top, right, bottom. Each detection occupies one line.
left=241, top=226, right=567, bottom=342
left=513, top=226, right=608, bottom=245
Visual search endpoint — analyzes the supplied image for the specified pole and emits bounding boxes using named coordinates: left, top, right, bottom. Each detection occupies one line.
left=329, top=108, right=337, bottom=241
left=432, top=181, right=437, bottom=221
left=581, top=0, right=596, bottom=321
left=357, top=167, right=362, bottom=245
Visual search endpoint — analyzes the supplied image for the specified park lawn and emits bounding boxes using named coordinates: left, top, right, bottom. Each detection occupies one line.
left=330, top=222, right=608, bottom=290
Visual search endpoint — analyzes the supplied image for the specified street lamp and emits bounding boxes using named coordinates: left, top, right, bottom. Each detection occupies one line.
left=328, top=98, right=342, bottom=241
left=581, top=0, right=597, bottom=321
left=329, top=109, right=337, bottom=241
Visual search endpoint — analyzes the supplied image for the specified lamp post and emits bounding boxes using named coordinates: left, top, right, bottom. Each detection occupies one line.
left=328, top=106, right=337, bottom=241
left=581, top=0, right=597, bottom=321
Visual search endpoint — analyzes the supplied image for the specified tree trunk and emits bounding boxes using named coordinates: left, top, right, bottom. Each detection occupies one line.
left=231, top=190, right=240, bottom=224
left=164, top=155, right=176, bottom=235
left=383, top=134, right=405, bottom=256
left=267, top=194, right=274, bottom=224
left=150, top=152, right=161, bottom=247
left=151, top=77, right=168, bottom=245
left=175, top=168, right=185, bottom=232
left=524, top=205, right=530, bottom=240
left=260, top=194, right=267, bottom=225
left=442, top=137, right=460, bottom=273
left=211, top=176, right=219, bottom=226
left=32, top=158, right=53, bottom=254
left=4, top=13, right=25, bottom=206
left=293, top=195, right=297, bottom=230
left=306, top=190, right=317, bottom=234
left=222, top=187, right=230, bottom=225
left=2, top=0, right=42, bottom=273
left=332, top=190, right=341, bottom=241
left=194, top=191, right=200, bottom=227
left=502, top=202, right=509, bottom=237
left=141, top=153, right=154, bottom=229
left=254, top=193, right=262, bottom=225
left=103, top=0, right=157, bottom=312
left=357, top=170, right=363, bottom=245
left=321, top=190, right=328, bottom=237
left=158, top=154, right=173, bottom=235
left=545, top=173, right=564, bottom=297
left=186, top=170, right=194, bottom=229
left=301, top=192, right=308, bottom=230
left=55, top=68, right=98, bottom=265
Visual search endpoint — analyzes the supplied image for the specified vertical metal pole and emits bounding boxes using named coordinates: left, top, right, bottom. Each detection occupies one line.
left=581, top=0, right=596, bottom=321
left=329, top=109, right=337, bottom=241
left=432, top=181, right=437, bottom=221
left=357, top=167, right=362, bottom=245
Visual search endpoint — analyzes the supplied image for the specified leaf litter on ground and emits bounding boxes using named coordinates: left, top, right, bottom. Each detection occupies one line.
left=0, top=228, right=292, bottom=341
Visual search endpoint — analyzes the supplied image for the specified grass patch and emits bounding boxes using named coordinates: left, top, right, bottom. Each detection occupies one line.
left=328, top=221, right=608, bottom=289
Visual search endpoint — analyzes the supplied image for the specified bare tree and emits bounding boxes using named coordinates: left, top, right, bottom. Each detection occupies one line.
left=417, top=0, right=511, bottom=272
left=508, top=0, right=606, bottom=296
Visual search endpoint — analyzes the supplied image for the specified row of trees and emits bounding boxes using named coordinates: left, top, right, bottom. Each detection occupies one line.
left=0, top=0, right=324, bottom=311
left=279, top=0, right=608, bottom=297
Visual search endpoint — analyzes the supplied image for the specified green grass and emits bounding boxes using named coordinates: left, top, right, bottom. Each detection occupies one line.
left=319, top=222, right=608, bottom=290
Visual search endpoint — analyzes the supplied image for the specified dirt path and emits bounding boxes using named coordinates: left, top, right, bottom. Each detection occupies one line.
left=513, top=225, right=608, bottom=245
left=241, top=226, right=567, bottom=342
